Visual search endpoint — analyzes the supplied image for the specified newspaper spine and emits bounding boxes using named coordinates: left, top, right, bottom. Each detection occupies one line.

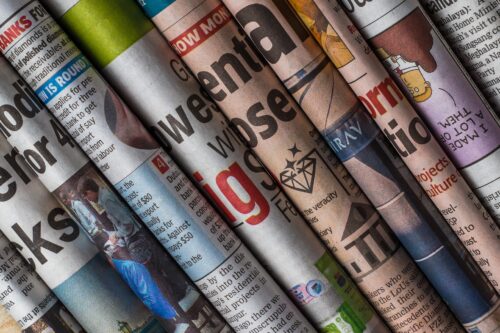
left=0, top=108, right=160, bottom=333
left=370, top=0, right=500, bottom=230
left=421, top=0, right=500, bottom=116
left=226, top=1, right=490, bottom=332
left=286, top=0, right=499, bottom=330
left=51, top=0, right=379, bottom=331
left=287, top=0, right=500, bottom=331
left=0, top=2, right=226, bottom=331
left=338, top=0, right=500, bottom=292
left=420, top=0, right=500, bottom=223
left=0, top=231, right=84, bottom=333
left=2, top=1, right=310, bottom=331
left=136, top=0, right=449, bottom=332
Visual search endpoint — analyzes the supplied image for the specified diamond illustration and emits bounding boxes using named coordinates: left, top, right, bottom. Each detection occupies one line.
left=280, top=148, right=317, bottom=193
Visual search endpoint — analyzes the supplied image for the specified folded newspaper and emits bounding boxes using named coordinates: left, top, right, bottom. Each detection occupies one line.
left=0, top=3, right=231, bottom=331
left=0, top=0, right=497, bottom=332
left=0, top=124, right=162, bottom=332
left=0, top=230, right=84, bottom=333
left=287, top=0, right=500, bottom=331
left=421, top=0, right=500, bottom=116
left=0, top=1, right=315, bottom=332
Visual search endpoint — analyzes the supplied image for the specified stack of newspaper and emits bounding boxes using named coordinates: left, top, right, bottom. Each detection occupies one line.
left=0, top=0, right=497, bottom=332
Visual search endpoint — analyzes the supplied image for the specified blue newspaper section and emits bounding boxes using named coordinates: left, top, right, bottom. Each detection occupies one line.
left=116, top=152, right=237, bottom=280
left=139, top=0, right=176, bottom=17
left=54, top=255, right=164, bottom=332
left=323, top=106, right=497, bottom=324
left=35, top=55, right=92, bottom=103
